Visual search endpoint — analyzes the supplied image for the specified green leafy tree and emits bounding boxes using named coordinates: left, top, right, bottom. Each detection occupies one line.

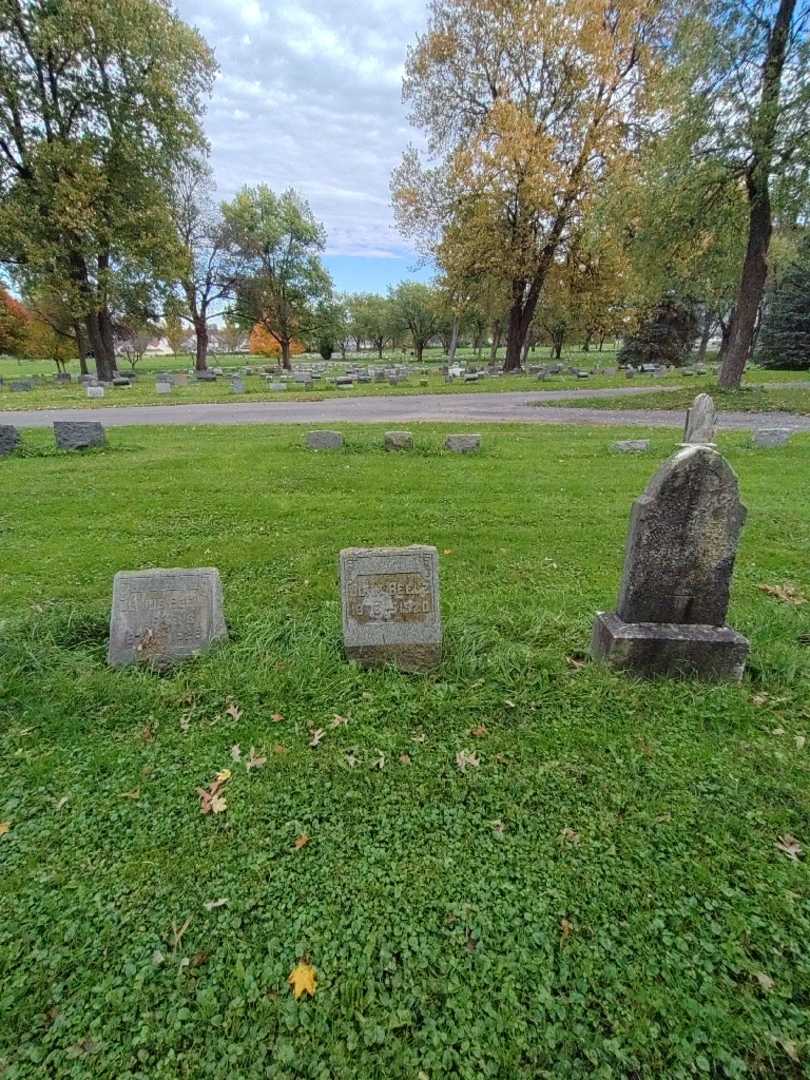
left=619, top=296, right=699, bottom=367
left=0, top=0, right=216, bottom=380
left=348, top=293, right=393, bottom=358
left=756, top=235, right=810, bottom=369
left=312, top=296, right=349, bottom=360
left=389, top=282, right=441, bottom=363
left=164, top=307, right=187, bottom=358
left=222, top=186, right=331, bottom=370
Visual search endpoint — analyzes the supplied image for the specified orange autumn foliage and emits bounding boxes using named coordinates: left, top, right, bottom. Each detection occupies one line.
left=249, top=324, right=305, bottom=358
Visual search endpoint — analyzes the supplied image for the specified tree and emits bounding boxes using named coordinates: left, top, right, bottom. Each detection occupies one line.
left=0, top=287, right=29, bottom=355
left=164, top=308, right=187, bottom=358
left=220, top=314, right=246, bottom=354
left=222, top=187, right=331, bottom=370
left=389, top=282, right=441, bottom=362
left=170, top=161, right=240, bottom=371
left=249, top=324, right=305, bottom=360
left=618, top=296, right=699, bottom=367
left=348, top=293, right=393, bottom=358
left=0, top=0, right=216, bottom=380
left=312, top=296, right=349, bottom=361
left=393, top=0, right=674, bottom=371
left=673, top=0, right=810, bottom=388
left=117, top=317, right=158, bottom=370
left=756, top=233, right=810, bottom=369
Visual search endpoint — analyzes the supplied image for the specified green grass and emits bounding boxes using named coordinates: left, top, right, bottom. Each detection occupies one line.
left=1, top=423, right=809, bottom=1078
left=553, top=383, right=810, bottom=417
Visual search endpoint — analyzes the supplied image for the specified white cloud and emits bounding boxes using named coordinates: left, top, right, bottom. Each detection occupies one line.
left=176, top=0, right=428, bottom=264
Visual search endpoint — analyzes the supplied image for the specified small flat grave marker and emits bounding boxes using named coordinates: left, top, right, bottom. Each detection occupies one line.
left=0, top=425, right=20, bottom=456
left=54, top=421, right=105, bottom=450
left=340, top=546, right=442, bottom=672
left=107, top=567, right=228, bottom=669
left=612, top=439, right=650, bottom=453
left=307, top=430, right=343, bottom=450
left=753, top=428, right=792, bottom=448
left=384, top=431, right=413, bottom=451
left=445, top=434, right=481, bottom=453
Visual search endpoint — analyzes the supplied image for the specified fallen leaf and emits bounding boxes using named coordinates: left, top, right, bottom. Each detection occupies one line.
left=293, top=834, right=310, bottom=850
left=273, top=744, right=286, bottom=755
left=271, top=713, right=285, bottom=723
left=330, top=714, right=349, bottom=728
left=371, top=750, right=385, bottom=770
left=560, top=918, right=574, bottom=938
left=211, top=795, right=227, bottom=814
left=758, top=582, right=807, bottom=606
left=204, top=898, right=229, bottom=911
left=772, top=727, right=786, bottom=736
left=170, top=916, right=192, bottom=953
left=179, top=713, right=191, bottom=734
left=288, top=961, right=317, bottom=1000
left=411, top=731, right=427, bottom=743
left=560, top=827, right=580, bottom=845
left=492, top=819, right=506, bottom=835
left=54, top=796, right=70, bottom=812
left=399, top=753, right=412, bottom=765
left=246, top=746, right=267, bottom=770
left=309, top=728, right=325, bottom=748
left=755, top=972, right=775, bottom=991
left=795, top=735, right=806, bottom=751
left=470, top=724, right=488, bottom=738
left=456, top=749, right=480, bottom=772
left=215, top=768, right=232, bottom=784
left=198, top=769, right=232, bottom=815
left=230, top=744, right=242, bottom=762
left=752, top=692, right=770, bottom=706
left=225, top=703, right=242, bottom=721
left=566, top=655, right=587, bottom=670
left=442, top=548, right=454, bottom=555
left=142, top=725, right=154, bottom=743
left=191, top=951, right=208, bottom=967
left=345, top=750, right=359, bottom=768
left=151, top=949, right=165, bottom=967
left=119, top=788, right=141, bottom=800
left=0, top=822, right=10, bottom=836
left=776, top=834, right=803, bottom=861
left=504, top=699, right=516, bottom=709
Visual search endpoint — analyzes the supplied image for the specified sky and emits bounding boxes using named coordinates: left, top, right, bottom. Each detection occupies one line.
left=175, top=0, right=436, bottom=294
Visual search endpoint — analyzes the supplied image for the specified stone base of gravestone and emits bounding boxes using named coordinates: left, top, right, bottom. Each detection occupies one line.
left=445, top=434, right=481, bottom=453
left=591, top=612, right=749, bottom=682
left=385, top=431, right=413, bottom=451
left=753, top=429, right=791, bottom=448
left=307, top=430, right=343, bottom=450
left=612, top=440, right=649, bottom=453
left=340, top=546, right=442, bottom=672
left=108, top=567, right=228, bottom=669
left=54, top=421, right=106, bottom=450
left=0, top=425, right=20, bottom=457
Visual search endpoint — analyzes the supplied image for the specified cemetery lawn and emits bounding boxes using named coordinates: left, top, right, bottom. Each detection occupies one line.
left=553, top=383, right=810, bottom=417
left=2, top=422, right=809, bottom=1079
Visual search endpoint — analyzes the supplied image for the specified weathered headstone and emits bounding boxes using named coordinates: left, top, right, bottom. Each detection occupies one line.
left=230, top=378, right=246, bottom=394
left=340, top=546, right=442, bottom=672
left=196, top=370, right=216, bottom=382
left=155, top=381, right=172, bottom=395
left=269, top=381, right=286, bottom=391
left=54, top=421, right=106, bottom=450
left=445, top=434, right=481, bottom=453
left=11, top=380, right=33, bottom=392
left=55, top=372, right=72, bottom=384
left=753, top=428, right=792, bottom=448
left=384, top=431, right=413, bottom=451
left=306, top=430, right=343, bottom=450
left=612, top=439, right=650, bottom=453
left=592, top=445, right=749, bottom=680
left=107, top=568, right=227, bottom=669
left=86, top=385, right=105, bottom=399
left=0, top=425, right=20, bottom=457
left=683, top=393, right=716, bottom=445
left=175, top=372, right=189, bottom=385
left=112, top=376, right=132, bottom=387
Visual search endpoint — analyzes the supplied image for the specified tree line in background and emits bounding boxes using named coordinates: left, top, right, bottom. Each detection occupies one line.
left=1, top=0, right=809, bottom=383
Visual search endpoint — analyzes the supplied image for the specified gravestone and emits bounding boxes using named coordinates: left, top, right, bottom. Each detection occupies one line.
left=175, top=372, right=189, bottom=386
left=445, top=434, right=481, bottom=453
left=11, top=380, right=33, bottom=392
left=340, top=546, right=442, bottom=672
left=112, top=376, right=132, bottom=387
left=612, top=439, right=650, bottom=453
left=306, top=430, right=343, bottom=450
left=592, top=445, right=749, bottom=681
left=683, top=393, right=717, bottom=445
left=385, top=431, right=413, bottom=451
left=269, top=381, right=286, bottom=391
left=107, top=567, right=227, bottom=669
left=753, top=428, right=792, bottom=448
left=54, top=421, right=106, bottom=450
left=230, top=378, right=246, bottom=394
left=196, top=370, right=216, bottom=382
left=55, top=372, right=72, bottom=383
left=86, top=386, right=105, bottom=399
left=0, top=425, right=20, bottom=457
left=155, top=381, right=172, bottom=395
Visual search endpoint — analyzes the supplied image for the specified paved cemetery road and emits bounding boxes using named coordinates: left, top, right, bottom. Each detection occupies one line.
left=5, top=385, right=810, bottom=431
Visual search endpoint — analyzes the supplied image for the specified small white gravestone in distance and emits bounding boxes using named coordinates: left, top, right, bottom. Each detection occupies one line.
left=340, top=546, right=442, bottom=672
left=107, top=568, right=228, bottom=668
left=86, top=385, right=105, bottom=399
left=683, top=393, right=717, bottom=445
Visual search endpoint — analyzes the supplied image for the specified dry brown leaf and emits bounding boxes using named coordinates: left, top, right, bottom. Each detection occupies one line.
left=119, top=788, right=141, bottom=800
left=345, top=750, right=359, bottom=768
left=309, top=728, right=325, bottom=748
left=179, top=713, right=191, bottom=734
left=330, top=714, right=349, bottom=728
left=210, top=795, right=227, bottom=814
left=271, top=713, right=285, bottom=723
left=141, top=725, right=154, bottom=743
left=470, top=724, right=488, bottom=738
left=758, top=582, right=807, bottom=606
left=371, top=751, right=385, bottom=770
left=456, top=749, right=480, bottom=772
left=411, top=732, right=427, bottom=743
left=198, top=769, right=232, bottom=815
left=225, top=703, right=242, bottom=721
left=0, top=822, right=10, bottom=836
left=293, top=834, right=310, bottom=850
left=288, top=961, right=317, bottom=1000
left=246, top=747, right=267, bottom=770
left=560, top=827, right=581, bottom=845
left=399, top=753, right=412, bottom=765
left=755, top=972, right=775, bottom=991
left=752, top=692, right=770, bottom=706
left=560, top=918, right=574, bottom=938
left=230, top=744, right=242, bottom=762
left=492, top=819, right=506, bottom=835
left=566, top=655, right=587, bottom=670
left=54, top=796, right=70, bottom=812
left=776, top=834, right=803, bottom=861
left=273, top=744, right=286, bottom=755
left=795, top=735, right=806, bottom=751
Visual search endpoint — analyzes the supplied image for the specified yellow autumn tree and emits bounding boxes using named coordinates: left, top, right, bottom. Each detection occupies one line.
left=393, top=0, right=675, bottom=370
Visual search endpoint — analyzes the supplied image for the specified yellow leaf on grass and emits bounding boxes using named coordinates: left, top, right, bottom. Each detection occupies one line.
left=288, top=962, right=317, bottom=1000
left=0, top=822, right=10, bottom=836
left=211, top=795, right=227, bottom=814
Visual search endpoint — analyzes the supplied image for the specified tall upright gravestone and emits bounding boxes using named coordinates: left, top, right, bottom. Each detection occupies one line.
left=683, top=393, right=717, bottom=445
left=340, top=546, right=442, bottom=672
left=592, top=445, right=749, bottom=680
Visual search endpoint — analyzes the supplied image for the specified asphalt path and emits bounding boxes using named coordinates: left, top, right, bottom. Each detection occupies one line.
left=3, top=384, right=810, bottom=431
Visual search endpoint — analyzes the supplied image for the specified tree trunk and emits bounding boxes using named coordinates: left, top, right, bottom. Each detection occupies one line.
left=85, top=310, right=116, bottom=380
left=281, top=339, right=291, bottom=370
left=583, top=331, right=592, bottom=352
left=73, top=320, right=89, bottom=375
left=415, top=341, right=424, bottom=363
left=489, top=319, right=502, bottom=364
left=697, top=309, right=713, bottom=362
left=194, top=317, right=209, bottom=371
left=521, top=337, right=531, bottom=365
left=598, top=335, right=605, bottom=352
left=377, top=339, right=383, bottom=359
left=447, top=316, right=460, bottom=363
left=719, top=0, right=796, bottom=390
left=553, top=329, right=565, bottom=360
left=504, top=276, right=542, bottom=371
